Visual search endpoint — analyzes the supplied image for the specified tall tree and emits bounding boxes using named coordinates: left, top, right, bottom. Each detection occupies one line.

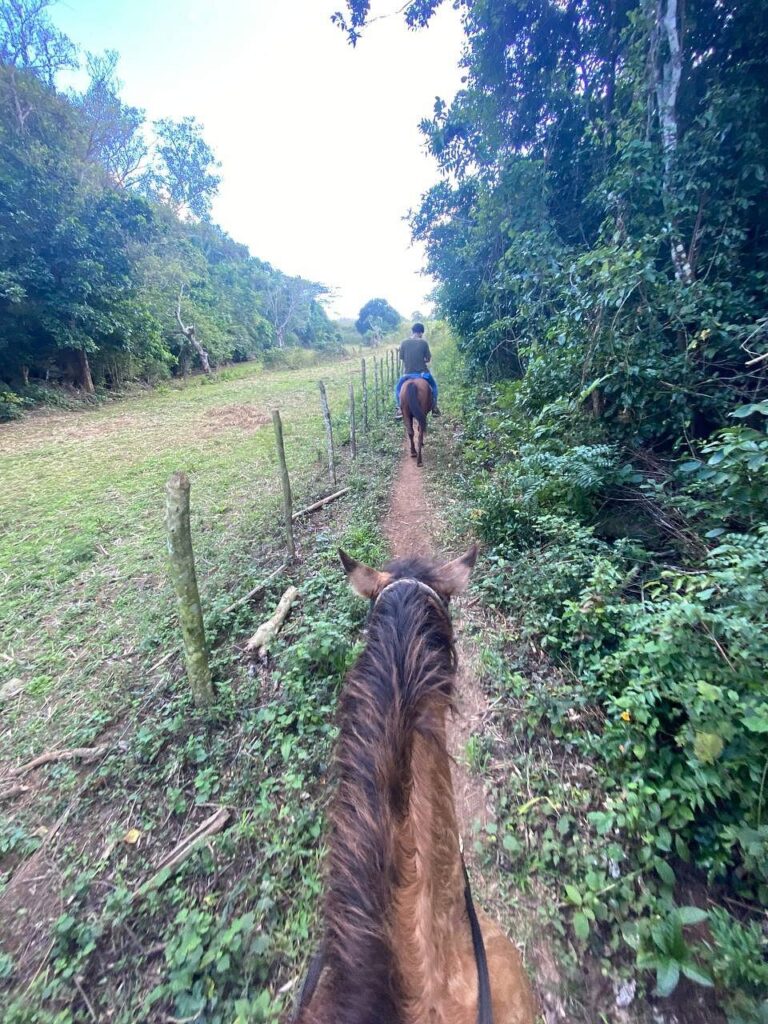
left=0, top=0, right=77, bottom=86
left=355, top=297, right=401, bottom=339
left=151, top=115, right=221, bottom=221
left=75, top=50, right=147, bottom=186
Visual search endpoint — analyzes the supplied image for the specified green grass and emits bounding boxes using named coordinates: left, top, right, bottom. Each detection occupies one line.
left=0, top=353, right=398, bottom=761
left=0, top=347, right=401, bottom=1022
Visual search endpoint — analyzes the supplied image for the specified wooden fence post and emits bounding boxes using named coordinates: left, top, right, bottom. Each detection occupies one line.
left=272, top=409, right=295, bottom=560
left=317, top=380, right=336, bottom=486
left=361, top=358, right=368, bottom=431
left=165, top=472, right=214, bottom=708
left=348, top=381, right=357, bottom=459
left=373, top=358, right=381, bottom=419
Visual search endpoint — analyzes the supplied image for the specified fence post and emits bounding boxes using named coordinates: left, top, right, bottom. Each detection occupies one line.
left=361, top=357, right=368, bottom=431
left=373, top=357, right=381, bottom=419
left=165, top=472, right=214, bottom=708
left=317, top=380, right=336, bottom=486
left=272, top=409, right=295, bottom=560
left=348, top=381, right=357, bottom=459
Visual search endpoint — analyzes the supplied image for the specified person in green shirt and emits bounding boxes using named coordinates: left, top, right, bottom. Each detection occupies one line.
left=394, top=323, right=441, bottom=418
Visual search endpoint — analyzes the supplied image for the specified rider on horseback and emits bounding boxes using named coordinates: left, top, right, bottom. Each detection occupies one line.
left=394, top=323, right=441, bottom=418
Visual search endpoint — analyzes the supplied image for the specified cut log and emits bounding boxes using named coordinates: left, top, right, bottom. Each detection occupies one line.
left=244, top=586, right=299, bottom=658
left=292, top=488, right=350, bottom=520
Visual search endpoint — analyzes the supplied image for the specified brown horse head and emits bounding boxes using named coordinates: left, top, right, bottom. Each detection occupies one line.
left=294, top=544, right=536, bottom=1024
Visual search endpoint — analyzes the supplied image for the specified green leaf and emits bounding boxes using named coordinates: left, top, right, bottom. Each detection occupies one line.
left=655, top=960, right=680, bottom=997
left=655, top=858, right=676, bottom=887
left=731, top=401, right=768, bottom=418
left=681, top=963, right=714, bottom=987
left=572, top=912, right=589, bottom=941
left=677, top=906, right=708, bottom=926
left=564, top=884, right=583, bottom=906
left=693, top=732, right=724, bottom=764
left=744, top=712, right=768, bottom=733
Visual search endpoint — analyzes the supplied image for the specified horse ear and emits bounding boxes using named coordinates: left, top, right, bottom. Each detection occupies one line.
left=338, top=549, right=390, bottom=600
left=435, top=544, right=478, bottom=596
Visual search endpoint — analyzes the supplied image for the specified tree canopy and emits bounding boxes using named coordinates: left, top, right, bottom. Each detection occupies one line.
left=0, top=0, right=338, bottom=412
left=355, top=297, right=401, bottom=339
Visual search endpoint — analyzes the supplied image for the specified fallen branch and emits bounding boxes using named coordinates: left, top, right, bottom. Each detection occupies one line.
left=292, top=487, right=350, bottom=521
left=12, top=745, right=109, bottom=778
left=222, top=563, right=287, bottom=616
left=133, top=807, right=230, bottom=900
left=745, top=350, right=768, bottom=368
left=244, top=586, right=299, bottom=657
left=0, top=783, right=31, bottom=802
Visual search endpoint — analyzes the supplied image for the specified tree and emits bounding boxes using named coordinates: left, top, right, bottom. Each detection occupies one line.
left=355, top=297, right=401, bottom=339
left=75, top=50, right=147, bottom=186
left=151, top=115, right=221, bottom=221
left=0, top=0, right=77, bottom=86
left=264, top=276, right=327, bottom=349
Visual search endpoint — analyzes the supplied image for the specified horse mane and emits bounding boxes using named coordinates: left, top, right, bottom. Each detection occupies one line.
left=320, top=556, right=457, bottom=1024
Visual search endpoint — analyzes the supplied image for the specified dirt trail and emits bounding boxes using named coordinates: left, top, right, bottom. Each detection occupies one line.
left=383, top=440, right=492, bottom=857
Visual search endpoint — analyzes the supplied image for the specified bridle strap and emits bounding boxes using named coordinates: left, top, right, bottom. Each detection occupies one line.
left=462, top=851, right=494, bottom=1024
left=291, top=947, right=325, bottom=1022
left=292, top=860, right=494, bottom=1024
left=374, top=576, right=447, bottom=607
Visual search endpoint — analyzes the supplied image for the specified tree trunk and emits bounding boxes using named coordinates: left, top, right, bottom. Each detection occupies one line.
left=176, top=287, right=212, bottom=373
left=164, top=472, right=214, bottom=708
left=654, top=0, right=694, bottom=285
left=76, top=348, right=95, bottom=394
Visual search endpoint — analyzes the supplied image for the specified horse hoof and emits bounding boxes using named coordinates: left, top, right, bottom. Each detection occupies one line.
left=410, top=452, right=417, bottom=458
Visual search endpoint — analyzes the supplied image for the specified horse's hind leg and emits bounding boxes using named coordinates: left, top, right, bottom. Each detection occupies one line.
left=406, top=420, right=417, bottom=458
left=416, top=425, right=424, bottom=466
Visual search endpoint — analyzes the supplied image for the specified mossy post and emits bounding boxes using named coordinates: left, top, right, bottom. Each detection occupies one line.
left=272, top=409, right=295, bottom=560
left=317, top=380, right=336, bottom=486
left=361, top=358, right=368, bottom=431
left=348, top=381, right=357, bottom=459
left=373, top=358, right=381, bottom=419
left=165, top=472, right=214, bottom=708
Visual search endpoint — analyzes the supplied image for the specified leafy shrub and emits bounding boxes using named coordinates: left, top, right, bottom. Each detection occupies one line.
left=707, top=908, right=768, bottom=1024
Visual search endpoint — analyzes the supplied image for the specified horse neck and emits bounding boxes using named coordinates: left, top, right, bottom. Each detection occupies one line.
left=392, top=712, right=466, bottom=1015
left=320, top=588, right=457, bottom=1024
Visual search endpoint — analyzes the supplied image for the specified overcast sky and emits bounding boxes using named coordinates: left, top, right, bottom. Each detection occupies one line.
left=53, top=0, right=465, bottom=319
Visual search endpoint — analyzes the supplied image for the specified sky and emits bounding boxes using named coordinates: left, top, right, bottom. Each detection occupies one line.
left=52, top=0, right=465, bottom=320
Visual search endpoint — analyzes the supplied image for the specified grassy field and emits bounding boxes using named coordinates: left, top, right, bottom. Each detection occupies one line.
left=0, top=354, right=390, bottom=759
left=0, top=349, right=400, bottom=1023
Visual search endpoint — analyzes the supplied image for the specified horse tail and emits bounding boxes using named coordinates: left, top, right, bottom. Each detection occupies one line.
left=405, top=380, right=427, bottom=433
left=323, top=581, right=456, bottom=1023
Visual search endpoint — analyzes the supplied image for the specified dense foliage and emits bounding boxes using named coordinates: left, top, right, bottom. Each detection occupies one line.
left=340, top=0, right=768, bottom=1016
left=355, top=296, right=402, bottom=339
left=0, top=2, right=338, bottom=418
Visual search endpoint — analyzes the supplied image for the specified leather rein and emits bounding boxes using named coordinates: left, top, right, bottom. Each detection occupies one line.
left=291, top=578, right=494, bottom=1024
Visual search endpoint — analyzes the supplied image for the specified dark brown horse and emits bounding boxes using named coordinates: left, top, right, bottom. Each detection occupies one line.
left=400, top=376, right=433, bottom=466
left=294, top=547, right=537, bottom=1024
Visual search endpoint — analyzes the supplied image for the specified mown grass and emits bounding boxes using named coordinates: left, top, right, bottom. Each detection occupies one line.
left=0, top=347, right=401, bottom=1022
left=0, top=352, right=397, bottom=761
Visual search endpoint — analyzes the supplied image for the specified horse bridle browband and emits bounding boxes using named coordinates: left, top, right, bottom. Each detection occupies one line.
left=374, top=575, right=448, bottom=608
left=292, top=577, right=494, bottom=1024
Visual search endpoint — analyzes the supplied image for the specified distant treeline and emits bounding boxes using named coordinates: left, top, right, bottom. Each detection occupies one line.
left=0, top=2, right=338, bottom=415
